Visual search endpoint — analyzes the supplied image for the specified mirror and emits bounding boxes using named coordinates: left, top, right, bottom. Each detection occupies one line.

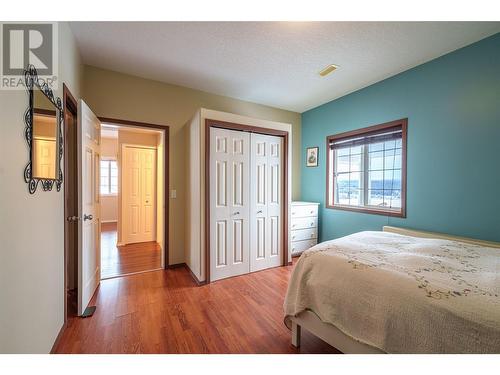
left=32, top=87, right=59, bottom=180
left=24, top=64, right=63, bottom=194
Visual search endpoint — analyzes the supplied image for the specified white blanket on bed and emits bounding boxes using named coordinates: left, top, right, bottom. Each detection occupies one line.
left=284, top=231, right=500, bottom=353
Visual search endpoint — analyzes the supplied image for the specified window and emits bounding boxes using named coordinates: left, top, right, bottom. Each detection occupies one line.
left=326, top=119, right=407, bottom=217
left=100, top=159, right=118, bottom=195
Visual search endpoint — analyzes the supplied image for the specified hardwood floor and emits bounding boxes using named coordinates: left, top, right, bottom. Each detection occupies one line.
left=54, top=260, right=339, bottom=354
left=101, top=222, right=162, bottom=279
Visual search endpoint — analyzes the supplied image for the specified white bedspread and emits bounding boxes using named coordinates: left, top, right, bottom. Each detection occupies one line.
left=284, top=231, right=500, bottom=353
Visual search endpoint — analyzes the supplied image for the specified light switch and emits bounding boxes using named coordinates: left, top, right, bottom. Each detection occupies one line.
left=170, top=189, right=177, bottom=199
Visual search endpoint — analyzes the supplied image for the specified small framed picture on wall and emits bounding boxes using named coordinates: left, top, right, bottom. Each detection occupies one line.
left=306, top=147, right=319, bottom=167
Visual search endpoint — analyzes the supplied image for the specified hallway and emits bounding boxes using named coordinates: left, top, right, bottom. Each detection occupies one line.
left=101, top=222, right=162, bottom=279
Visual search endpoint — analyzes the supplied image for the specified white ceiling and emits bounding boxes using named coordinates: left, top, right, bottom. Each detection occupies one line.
left=70, top=22, right=500, bottom=113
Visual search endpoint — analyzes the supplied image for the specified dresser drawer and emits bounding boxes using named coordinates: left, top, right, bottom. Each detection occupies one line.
left=291, top=228, right=317, bottom=242
left=291, top=216, right=317, bottom=230
left=291, top=239, right=317, bottom=254
left=291, top=204, right=318, bottom=218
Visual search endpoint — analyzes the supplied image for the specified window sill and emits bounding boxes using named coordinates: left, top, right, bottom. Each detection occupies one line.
left=326, top=203, right=406, bottom=218
left=100, top=193, right=118, bottom=197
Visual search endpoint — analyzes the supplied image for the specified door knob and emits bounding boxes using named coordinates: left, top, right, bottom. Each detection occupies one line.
left=257, top=210, right=263, bottom=214
left=67, top=216, right=80, bottom=222
left=233, top=211, right=240, bottom=216
left=83, top=214, right=93, bottom=221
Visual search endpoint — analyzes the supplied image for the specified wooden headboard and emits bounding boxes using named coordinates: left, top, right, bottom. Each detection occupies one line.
left=383, top=226, right=500, bottom=249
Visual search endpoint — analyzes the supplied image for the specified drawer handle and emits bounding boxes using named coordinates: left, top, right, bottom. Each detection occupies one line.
left=292, top=224, right=296, bottom=227
left=310, top=233, right=315, bottom=238
left=292, top=235, right=296, bottom=239
left=310, top=222, right=314, bottom=226
left=292, top=212, right=296, bottom=215
left=310, top=210, right=314, bottom=214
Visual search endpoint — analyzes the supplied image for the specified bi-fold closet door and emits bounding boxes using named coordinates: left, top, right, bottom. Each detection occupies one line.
left=210, top=128, right=251, bottom=281
left=210, top=127, right=282, bottom=282
left=249, top=134, right=283, bottom=272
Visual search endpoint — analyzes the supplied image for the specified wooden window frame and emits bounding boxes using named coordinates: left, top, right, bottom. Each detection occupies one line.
left=326, top=118, right=407, bottom=218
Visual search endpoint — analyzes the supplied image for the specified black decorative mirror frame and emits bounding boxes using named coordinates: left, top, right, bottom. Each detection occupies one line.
left=24, top=64, right=63, bottom=194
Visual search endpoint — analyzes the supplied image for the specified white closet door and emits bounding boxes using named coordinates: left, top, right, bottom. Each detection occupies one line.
left=250, top=133, right=283, bottom=272
left=123, top=146, right=157, bottom=244
left=210, top=127, right=250, bottom=281
left=141, top=148, right=156, bottom=240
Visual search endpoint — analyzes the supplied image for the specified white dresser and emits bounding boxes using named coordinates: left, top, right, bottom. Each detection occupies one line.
left=290, top=201, right=320, bottom=256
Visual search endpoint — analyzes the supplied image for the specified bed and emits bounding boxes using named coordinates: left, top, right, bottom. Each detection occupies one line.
left=284, top=226, right=500, bottom=354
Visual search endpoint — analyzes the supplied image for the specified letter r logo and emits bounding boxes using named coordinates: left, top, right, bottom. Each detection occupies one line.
left=2, top=23, right=53, bottom=75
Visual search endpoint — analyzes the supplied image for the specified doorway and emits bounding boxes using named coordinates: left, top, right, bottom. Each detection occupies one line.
left=63, top=103, right=170, bottom=317
left=99, top=120, right=168, bottom=279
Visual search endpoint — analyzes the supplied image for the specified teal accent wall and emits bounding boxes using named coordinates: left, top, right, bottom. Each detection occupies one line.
left=301, top=33, right=500, bottom=243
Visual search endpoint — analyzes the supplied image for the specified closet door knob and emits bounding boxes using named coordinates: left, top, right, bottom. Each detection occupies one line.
left=84, top=214, right=93, bottom=221
left=257, top=210, right=263, bottom=214
left=233, top=211, right=240, bottom=216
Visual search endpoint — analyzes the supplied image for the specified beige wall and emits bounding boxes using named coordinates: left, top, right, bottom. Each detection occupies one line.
left=101, top=136, right=118, bottom=158
left=0, top=22, right=83, bottom=353
left=82, top=65, right=301, bottom=265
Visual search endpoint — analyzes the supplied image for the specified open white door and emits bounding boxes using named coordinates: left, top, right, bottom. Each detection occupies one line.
left=77, top=99, right=101, bottom=316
